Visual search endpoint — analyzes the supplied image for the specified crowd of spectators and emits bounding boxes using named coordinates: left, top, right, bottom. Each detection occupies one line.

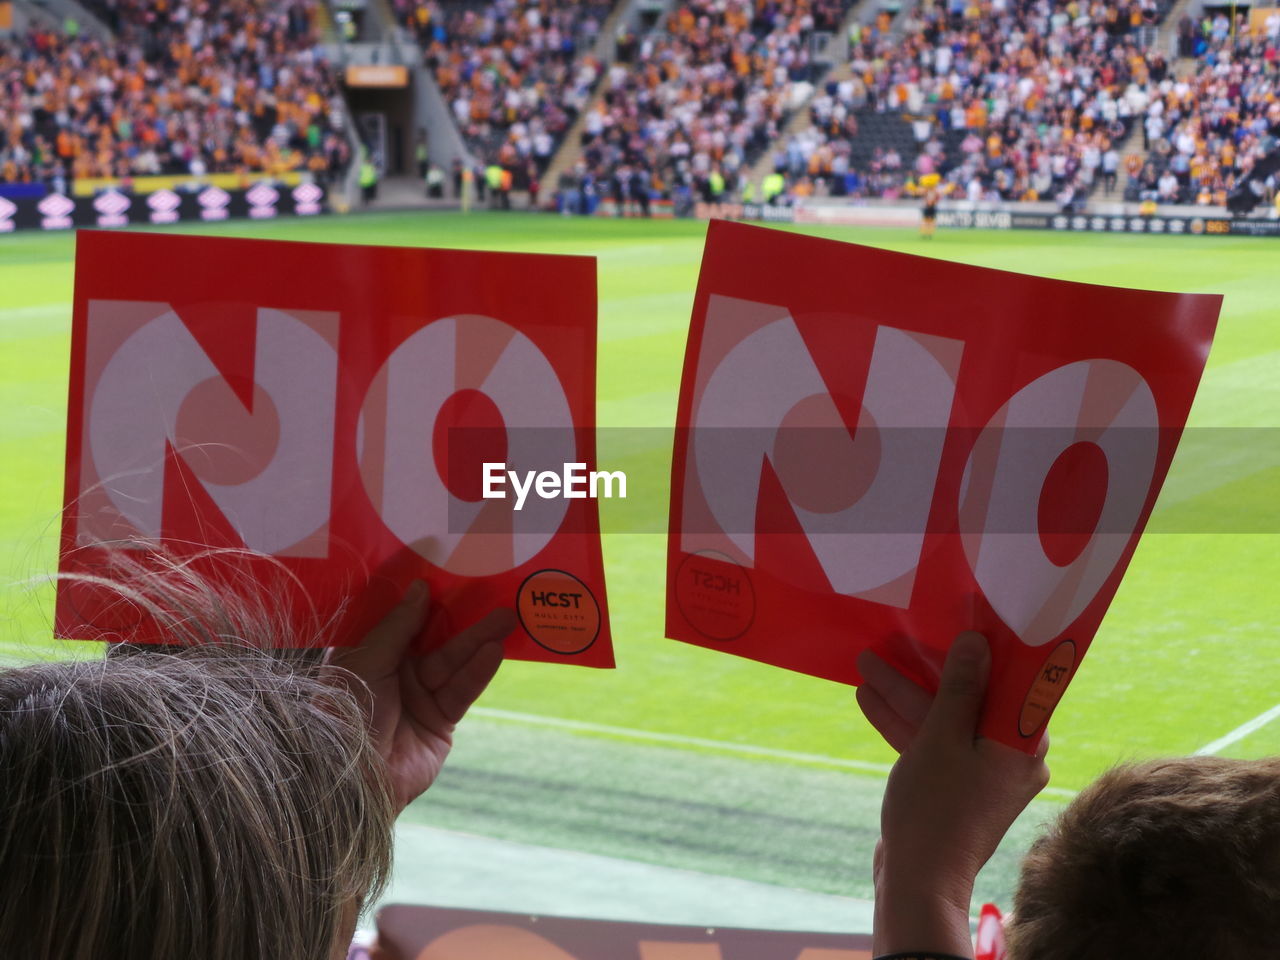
left=5, top=0, right=1274, bottom=212
left=397, top=0, right=610, bottom=187
left=1128, top=11, right=1279, bottom=207
left=773, top=0, right=1173, bottom=205
left=565, top=0, right=846, bottom=209
left=423, top=0, right=1277, bottom=214
left=765, top=2, right=1280, bottom=212
left=0, top=0, right=350, bottom=188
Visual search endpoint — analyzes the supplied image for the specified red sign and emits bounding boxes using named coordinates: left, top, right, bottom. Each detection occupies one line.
left=372, top=905, right=873, bottom=960
left=667, top=220, right=1219, bottom=748
left=59, top=230, right=611, bottom=665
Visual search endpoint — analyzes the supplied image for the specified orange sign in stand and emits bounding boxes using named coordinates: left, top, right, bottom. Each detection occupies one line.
left=58, top=231, right=612, bottom=665
left=667, top=220, right=1220, bottom=749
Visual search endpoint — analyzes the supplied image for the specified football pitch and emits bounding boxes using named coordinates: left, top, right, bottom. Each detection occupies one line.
left=2, top=212, right=1278, bottom=921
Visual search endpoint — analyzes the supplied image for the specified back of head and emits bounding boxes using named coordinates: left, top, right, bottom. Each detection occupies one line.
left=0, top=579, right=395, bottom=960
left=1007, top=756, right=1280, bottom=959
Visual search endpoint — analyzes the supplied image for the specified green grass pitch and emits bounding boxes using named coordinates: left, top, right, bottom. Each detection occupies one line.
left=2, top=212, right=1278, bottom=912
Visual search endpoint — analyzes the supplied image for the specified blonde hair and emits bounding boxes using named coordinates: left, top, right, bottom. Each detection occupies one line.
left=0, top=555, right=395, bottom=960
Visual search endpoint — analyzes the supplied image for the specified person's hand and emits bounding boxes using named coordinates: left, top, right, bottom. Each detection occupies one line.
left=857, top=632, right=1050, bottom=957
left=328, top=580, right=515, bottom=812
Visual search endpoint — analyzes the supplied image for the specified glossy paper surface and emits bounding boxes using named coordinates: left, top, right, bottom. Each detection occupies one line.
left=59, top=231, right=611, bottom=665
left=667, top=220, right=1219, bottom=747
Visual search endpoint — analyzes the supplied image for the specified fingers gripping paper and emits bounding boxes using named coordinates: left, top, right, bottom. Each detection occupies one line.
left=666, top=220, right=1219, bottom=748
left=59, top=231, right=611, bottom=665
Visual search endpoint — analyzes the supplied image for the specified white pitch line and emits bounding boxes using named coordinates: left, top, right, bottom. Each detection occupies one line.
left=471, top=706, right=1078, bottom=799
left=1194, top=703, right=1280, bottom=756
left=473, top=706, right=894, bottom=774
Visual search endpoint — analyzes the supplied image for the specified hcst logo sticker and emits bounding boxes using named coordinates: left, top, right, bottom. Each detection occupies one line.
left=517, top=569, right=601, bottom=654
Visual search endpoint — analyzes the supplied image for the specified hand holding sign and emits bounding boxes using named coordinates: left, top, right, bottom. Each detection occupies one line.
left=860, top=634, right=1050, bottom=956
left=328, top=581, right=516, bottom=811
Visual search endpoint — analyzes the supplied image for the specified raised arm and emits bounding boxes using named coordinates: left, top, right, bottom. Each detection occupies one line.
left=857, top=633, right=1050, bottom=959
left=328, top=581, right=516, bottom=811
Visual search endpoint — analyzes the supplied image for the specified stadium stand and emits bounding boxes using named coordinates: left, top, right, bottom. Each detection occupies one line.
left=1127, top=12, right=1279, bottom=205
left=3, top=0, right=1274, bottom=215
left=0, top=1, right=350, bottom=186
left=550, top=0, right=850, bottom=213
left=394, top=0, right=612, bottom=189
left=776, top=0, right=1177, bottom=204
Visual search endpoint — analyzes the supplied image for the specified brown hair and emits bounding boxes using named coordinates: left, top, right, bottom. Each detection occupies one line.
left=0, top=556, right=396, bottom=960
left=1008, top=756, right=1280, bottom=959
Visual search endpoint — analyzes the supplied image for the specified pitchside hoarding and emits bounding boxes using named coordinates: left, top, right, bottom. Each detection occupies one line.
left=370, top=905, right=873, bottom=960
left=58, top=231, right=612, bottom=664
left=667, top=220, right=1219, bottom=750
left=0, top=182, right=326, bottom=233
left=689, top=200, right=1280, bottom=237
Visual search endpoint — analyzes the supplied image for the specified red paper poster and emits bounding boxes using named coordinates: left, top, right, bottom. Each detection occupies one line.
left=58, top=230, right=612, bottom=666
left=667, top=220, right=1219, bottom=748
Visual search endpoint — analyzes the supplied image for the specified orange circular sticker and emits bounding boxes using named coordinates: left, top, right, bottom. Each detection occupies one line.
left=674, top=551, right=755, bottom=641
left=516, top=569, right=600, bottom=655
left=1019, top=639, right=1077, bottom=738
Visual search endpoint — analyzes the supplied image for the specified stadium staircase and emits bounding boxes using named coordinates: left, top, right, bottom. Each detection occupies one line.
left=741, top=62, right=854, bottom=192
left=740, top=0, right=914, bottom=195
left=327, top=0, right=476, bottom=209
left=315, top=0, right=341, bottom=45
left=357, top=0, right=402, bottom=44
left=1099, top=121, right=1146, bottom=203
left=20, top=0, right=111, bottom=38
left=1153, top=0, right=1203, bottom=88
left=540, top=0, right=876, bottom=207
left=533, top=0, right=649, bottom=209
left=1154, top=0, right=1198, bottom=56
left=1095, top=0, right=1198, bottom=202
left=11, top=0, right=64, bottom=33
